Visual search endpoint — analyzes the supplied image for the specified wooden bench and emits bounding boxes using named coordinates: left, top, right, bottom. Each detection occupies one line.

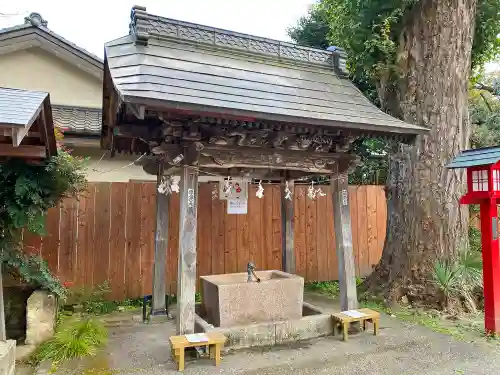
left=169, top=332, right=226, bottom=371
left=331, top=308, right=380, bottom=341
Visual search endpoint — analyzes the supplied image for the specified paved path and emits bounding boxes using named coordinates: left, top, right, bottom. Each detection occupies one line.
left=58, top=294, right=500, bottom=375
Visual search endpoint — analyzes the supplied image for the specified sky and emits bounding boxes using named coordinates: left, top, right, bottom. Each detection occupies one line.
left=0, top=0, right=315, bottom=58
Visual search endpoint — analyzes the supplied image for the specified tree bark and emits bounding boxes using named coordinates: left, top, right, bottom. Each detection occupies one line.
left=364, top=0, right=476, bottom=302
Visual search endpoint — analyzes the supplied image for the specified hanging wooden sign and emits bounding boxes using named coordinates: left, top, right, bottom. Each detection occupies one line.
left=219, top=178, right=248, bottom=200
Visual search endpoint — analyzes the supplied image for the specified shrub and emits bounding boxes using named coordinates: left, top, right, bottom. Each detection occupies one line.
left=431, top=246, right=483, bottom=312
left=30, top=318, right=108, bottom=365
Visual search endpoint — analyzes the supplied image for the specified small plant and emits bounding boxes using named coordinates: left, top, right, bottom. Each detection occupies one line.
left=30, top=318, right=108, bottom=365
left=305, top=281, right=340, bottom=296
left=432, top=260, right=459, bottom=308
left=431, top=246, right=483, bottom=311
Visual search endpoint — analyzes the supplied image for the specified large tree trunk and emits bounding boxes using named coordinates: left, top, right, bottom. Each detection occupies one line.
left=364, top=0, right=476, bottom=303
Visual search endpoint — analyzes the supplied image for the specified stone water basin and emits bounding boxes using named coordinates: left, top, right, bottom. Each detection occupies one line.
left=200, top=270, right=304, bottom=328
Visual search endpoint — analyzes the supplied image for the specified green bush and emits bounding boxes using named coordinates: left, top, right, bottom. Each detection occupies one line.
left=30, top=318, right=108, bottom=365
left=432, top=247, right=483, bottom=312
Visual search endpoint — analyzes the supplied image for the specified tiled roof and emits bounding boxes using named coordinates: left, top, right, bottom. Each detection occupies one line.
left=104, top=6, right=427, bottom=136
left=52, top=105, right=101, bottom=134
left=0, top=87, right=47, bottom=126
left=0, top=12, right=103, bottom=66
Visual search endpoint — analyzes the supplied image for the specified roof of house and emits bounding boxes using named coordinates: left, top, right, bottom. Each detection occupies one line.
left=0, top=12, right=103, bottom=80
left=0, top=86, right=57, bottom=157
left=0, top=87, right=47, bottom=126
left=104, top=6, right=428, bottom=136
left=447, top=146, right=500, bottom=169
left=52, top=105, right=102, bottom=134
left=0, top=12, right=103, bottom=136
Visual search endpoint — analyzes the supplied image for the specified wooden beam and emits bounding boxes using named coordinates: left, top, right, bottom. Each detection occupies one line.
left=281, top=179, right=295, bottom=274
left=176, top=165, right=199, bottom=334
left=0, top=144, right=46, bottom=158
left=151, top=163, right=169, bottom=316
left=331, top=168, right=358, bottom=311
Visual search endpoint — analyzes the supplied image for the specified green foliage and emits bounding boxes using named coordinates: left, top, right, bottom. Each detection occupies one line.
left=3, top=248, right=66, bottom=297
left=468, top=226, right=482, bottom=254
left=30, top=318, right=108, bottom=365
left=432, top=247, right=483, bottom=311
left=0, top=148, right=87, bottom=296
left=65, top=282, right=143, bottom=315
left=469, top=86, right=500, bottom=149
left=320, top=0, right=500, bottom=82
left=0, top=150, right=87, bottom=236
left=287, top=2, right=330, bottom=50
left=305, top=281, right=340, bottom=296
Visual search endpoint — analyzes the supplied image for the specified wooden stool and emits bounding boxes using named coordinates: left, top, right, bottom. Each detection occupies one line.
left=331, top=308, right=380, bottom=341
left=169, top=332, right=226, bottom=371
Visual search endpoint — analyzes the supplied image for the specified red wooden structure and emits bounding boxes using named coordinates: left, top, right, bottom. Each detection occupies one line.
left=447, top=146, right=500, bottom=334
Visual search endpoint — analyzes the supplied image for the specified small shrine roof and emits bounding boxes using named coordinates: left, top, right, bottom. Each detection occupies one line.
left=104, top=6, right=428, bottom=136
left=447, top=146, right=500, bottom=169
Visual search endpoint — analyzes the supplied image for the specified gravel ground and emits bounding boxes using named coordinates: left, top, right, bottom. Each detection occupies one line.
left=51, top=294, right=500, bottom=375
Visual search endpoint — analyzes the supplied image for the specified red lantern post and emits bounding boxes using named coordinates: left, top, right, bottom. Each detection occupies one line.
left=448, top=147, right=500, bottom=334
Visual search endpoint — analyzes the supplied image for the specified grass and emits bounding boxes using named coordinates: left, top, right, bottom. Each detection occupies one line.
left=305, top=278, right=363, bottom=298
left=29, top=318, right=108, bottom=366
left=360, top=300, right=499, bottom=344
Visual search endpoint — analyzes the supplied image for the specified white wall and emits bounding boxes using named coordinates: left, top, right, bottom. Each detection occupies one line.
left=0, top=48, right=102, bottom=108
left=71, top=147, right=218, bottom=183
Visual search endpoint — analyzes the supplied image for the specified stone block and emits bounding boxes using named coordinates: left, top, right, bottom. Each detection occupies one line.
left=201, top=270, right=304, bottom=328
left=0, top=340, right=16, bottom=375
left=216, top=322, right=276, bottom=350
left=25, top=290, right=57, bottom=346
left=275, top=314, right=334, bottom=344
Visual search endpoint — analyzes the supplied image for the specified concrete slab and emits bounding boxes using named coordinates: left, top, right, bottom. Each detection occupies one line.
left=0, top=340, right=16, bottom=375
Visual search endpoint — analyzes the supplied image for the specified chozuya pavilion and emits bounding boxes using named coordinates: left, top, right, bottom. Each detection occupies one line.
left=100, top=5, right=427, bottom=336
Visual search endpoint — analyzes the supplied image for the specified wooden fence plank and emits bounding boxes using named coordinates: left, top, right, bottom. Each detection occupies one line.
left=261, top=186, right=273, bottom=271
left=43, top=206, right=60, bottom=275
left=236, top=197, right=250, bottom=273
left=366, top=186, right=379, bottom=274
left=326, top=187, right=338, bottom=280
left=348, top=186, right=360, bottom=276
left=58, top=197, right=78, bottom=283
left=210, top=184, right=225, bottom=276
left=271, top=185, right=283, bottom=271
left=167, top=192, right=180, bottom=295
left=356, top=186, right=369, bottom=276
left=224, top=206, right=238, bottom=274
left=294, top=186, right=307, bottom=278
left=316, top=192, right=329, bottom=281
left=77, top=186, right=96, bottom=287
left=126, top=183, right=143, bottom=298
left=376, top=188, right=387, bottom=263
left=249, top=186, right=263, bottom=269
left=305, top=190, right=317, bottom=281
left=197, top=183, right=213, bottom=284
left=32, top=182, right=389, bottom=300
left=140, top=183, right=156, bottom=296
left=109, top=183, right=128, bottom=300
left=93, top=183, right=111, bottom=287
left=23, top=230, right=42, bottom=257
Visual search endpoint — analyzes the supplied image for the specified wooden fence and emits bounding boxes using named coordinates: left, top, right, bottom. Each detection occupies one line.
left=22, top=182, right=387, bottom=300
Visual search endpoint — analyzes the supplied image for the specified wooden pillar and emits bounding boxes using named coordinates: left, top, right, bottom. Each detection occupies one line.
left=331, top=170, right=358, bottom=311
left=0, top=264, right=6, bottom=341
left=281, top=179, right=295, bottom=274
left=480, top=199, right=500, bottom=333
left=176, top=165, right=199, bottom=334
left=151, top=163, right=169, bottom=316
